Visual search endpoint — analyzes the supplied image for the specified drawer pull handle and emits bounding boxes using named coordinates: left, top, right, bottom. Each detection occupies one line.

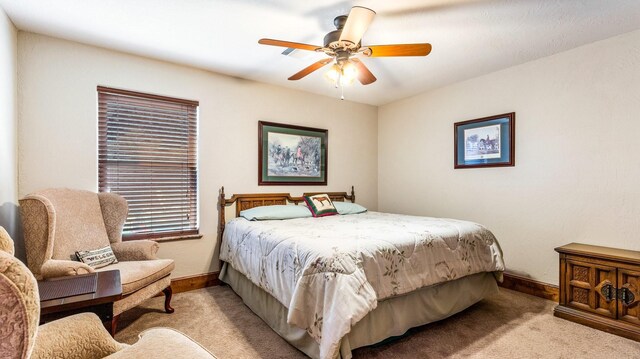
left=600, top=283, right=614, bottom=302
left=619, top=287, right=635, bottom=306
left=600, top=285, right=636, bottom=305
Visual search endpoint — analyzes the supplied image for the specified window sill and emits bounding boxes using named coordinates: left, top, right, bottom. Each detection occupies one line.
left=153, top=233, right=203, bottom=242
left=124, top=233, right=203, bottom=242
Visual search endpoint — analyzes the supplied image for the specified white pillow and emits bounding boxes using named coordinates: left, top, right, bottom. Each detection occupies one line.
left=240, top=205, right=312, bottom=221
left=333, top=202, right=368, bottom=215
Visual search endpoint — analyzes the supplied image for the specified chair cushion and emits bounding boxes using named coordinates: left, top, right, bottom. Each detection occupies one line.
left=31, top=313, right=124, bottom=359
left=96, top=259, right=174, bottom=295
left=105, top=327, right=216, bottom=359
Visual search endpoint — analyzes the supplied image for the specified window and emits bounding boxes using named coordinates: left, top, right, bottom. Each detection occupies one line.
left=98, top=86, right=199, bottom=240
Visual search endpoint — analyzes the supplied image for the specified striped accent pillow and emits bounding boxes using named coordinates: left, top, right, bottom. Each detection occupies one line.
left=75, top=246, right=118, bottom=268
left=304, top=194, right=338, bottom=218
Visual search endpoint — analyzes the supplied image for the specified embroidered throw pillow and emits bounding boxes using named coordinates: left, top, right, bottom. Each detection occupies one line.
left=75, top=246, right=118, bottom=268
left=304, top=194, right=338, bottom=218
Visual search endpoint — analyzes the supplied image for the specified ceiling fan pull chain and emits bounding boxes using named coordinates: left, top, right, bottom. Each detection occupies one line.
left=340, top=82, right=345, bottom=100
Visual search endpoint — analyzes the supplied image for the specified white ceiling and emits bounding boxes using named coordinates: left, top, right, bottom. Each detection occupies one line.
left=2, top=0, right=640, bottom=106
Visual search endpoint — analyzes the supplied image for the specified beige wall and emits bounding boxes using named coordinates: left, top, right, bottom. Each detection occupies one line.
left=17, top=32, right=378, bottom=278
left=17, top=27, right=640, bottom=284
left=0, top=7, right=20, bottom=257
left=378, top=29, right=640, bottom=285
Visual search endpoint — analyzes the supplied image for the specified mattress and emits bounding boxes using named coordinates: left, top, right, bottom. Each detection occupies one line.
left=220, top=211, right=505, bottom=358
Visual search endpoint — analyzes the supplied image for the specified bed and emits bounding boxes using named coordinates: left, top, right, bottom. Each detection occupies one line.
left=217, top=187, right=505, bottom=359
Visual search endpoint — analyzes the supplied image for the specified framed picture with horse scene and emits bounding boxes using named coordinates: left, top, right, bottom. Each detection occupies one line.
left=258, top=121, right=328, bottom=185
left=454, top=112, right=515, bottom=169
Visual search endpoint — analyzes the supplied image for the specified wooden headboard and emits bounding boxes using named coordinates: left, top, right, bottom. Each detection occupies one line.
left=217, top=186, right=355, bottom=239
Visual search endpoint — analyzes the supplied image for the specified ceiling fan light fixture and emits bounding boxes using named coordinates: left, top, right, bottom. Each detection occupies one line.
left=324, top=64, right=341, bottom=83
left=339, top=6, right=376, bottom=45
left=341, top=62, right=358, bottom=84
left=325, top=61, right=358, bottom=87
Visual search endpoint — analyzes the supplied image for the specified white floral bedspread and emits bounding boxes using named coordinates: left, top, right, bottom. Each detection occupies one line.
left=220, top=211, right=505, bottom=359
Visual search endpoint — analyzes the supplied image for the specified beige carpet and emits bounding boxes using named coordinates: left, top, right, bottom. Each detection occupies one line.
left=115, top=286, right=640, bottom=358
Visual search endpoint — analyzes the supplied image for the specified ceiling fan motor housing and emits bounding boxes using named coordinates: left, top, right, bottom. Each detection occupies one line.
left=324, top=15, right=359, bottom=51
left=323, top=29, right=342, bottom=48
left=334, top=50, right=350, bottom=64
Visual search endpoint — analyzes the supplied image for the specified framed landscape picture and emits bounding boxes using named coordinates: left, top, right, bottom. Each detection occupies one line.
left=454, top=112, right=515, bottom=169
left=258, top=121, right=328, bottom=185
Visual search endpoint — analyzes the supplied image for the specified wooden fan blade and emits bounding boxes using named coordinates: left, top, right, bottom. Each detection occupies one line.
left=288, top=58, right=333, bottom=81
left=351, top=59, right=377, bottom=85
left=366, top=43, right=432, bottom=57
left=258, top=38, right=321, bottom=52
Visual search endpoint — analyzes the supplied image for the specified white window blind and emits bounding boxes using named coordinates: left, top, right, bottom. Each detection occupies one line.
left=98, top=86, right=198, bottom=240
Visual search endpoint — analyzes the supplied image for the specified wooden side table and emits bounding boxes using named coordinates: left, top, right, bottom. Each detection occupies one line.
left=554, top=243, right=640, bottom=341
left=39, top=270, right=122, bottom=335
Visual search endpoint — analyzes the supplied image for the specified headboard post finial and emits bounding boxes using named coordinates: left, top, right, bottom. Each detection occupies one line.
left=351, top=185, right=355, bottom=203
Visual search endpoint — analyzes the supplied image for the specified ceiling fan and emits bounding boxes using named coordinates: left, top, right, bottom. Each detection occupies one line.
left=258, top=6, right=432, bottom=87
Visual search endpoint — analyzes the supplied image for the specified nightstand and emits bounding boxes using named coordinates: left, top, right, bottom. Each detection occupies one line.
left=554, top=243, right=640, bottom=341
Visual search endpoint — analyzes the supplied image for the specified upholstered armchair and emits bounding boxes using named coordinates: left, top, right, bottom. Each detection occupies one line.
left=0, top=226, right=216, bottom=359
left=19, top=188, right=175, bottom=333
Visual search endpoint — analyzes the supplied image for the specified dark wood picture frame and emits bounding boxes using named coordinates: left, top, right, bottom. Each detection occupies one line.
left=258, top=121, right=328, bottom=185
left=454, top=112, right=515, bottom=169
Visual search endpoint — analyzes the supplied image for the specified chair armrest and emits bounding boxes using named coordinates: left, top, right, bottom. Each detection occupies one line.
left=40, top=259, right=94, bottom=279
left=31, top=312, right=127, bottom=359
left=110, top=240, right=159, bottom=261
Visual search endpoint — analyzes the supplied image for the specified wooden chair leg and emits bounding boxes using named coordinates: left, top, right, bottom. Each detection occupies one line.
left=110, top=315, right=120, bottom=336
left=163, top=286, right=175, bottom=313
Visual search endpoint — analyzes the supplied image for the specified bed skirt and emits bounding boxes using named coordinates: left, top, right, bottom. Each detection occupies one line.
left=220, top=263, right=499, bottom=359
